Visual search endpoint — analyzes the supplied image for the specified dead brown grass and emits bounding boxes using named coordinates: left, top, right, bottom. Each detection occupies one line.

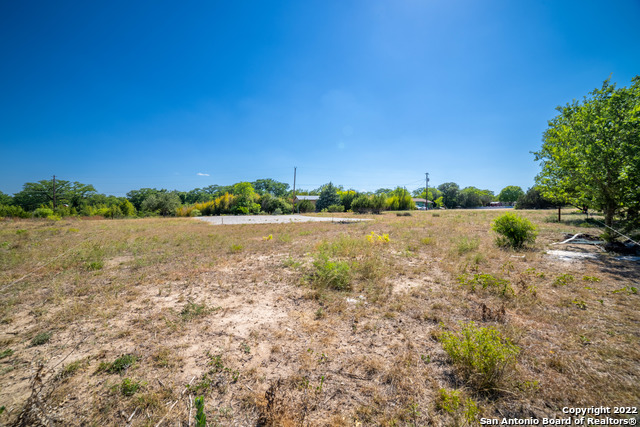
left=0, top=209, right=638, bottom=425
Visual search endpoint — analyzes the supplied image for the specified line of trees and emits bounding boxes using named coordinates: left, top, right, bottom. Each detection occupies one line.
left=0, top=176, right=537, bottom=219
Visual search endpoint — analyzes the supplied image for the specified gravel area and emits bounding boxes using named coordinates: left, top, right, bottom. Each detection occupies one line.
left=194, top=214, right=371, bottom=225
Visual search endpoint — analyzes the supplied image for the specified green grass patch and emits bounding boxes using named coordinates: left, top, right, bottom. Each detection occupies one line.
left=458, top=273, right=514, bottom=297
left=30, top=331, right=51, bottom=346
left=98, top=354, right=137, bottom=374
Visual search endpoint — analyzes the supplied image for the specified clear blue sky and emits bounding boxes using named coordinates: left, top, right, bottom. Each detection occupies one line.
left=1, top=0, right=638, bottom=197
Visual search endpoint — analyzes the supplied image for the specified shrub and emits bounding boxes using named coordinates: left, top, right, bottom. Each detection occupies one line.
left=189, top=209, right=202, bottom=217
left=491, top=213, right=537, bottom=249
left=33, top=208, right=55, bottom=218
left=327, top=204, right=344, bottom=213
left=297, top=199, right=314, bottom=213
left=310, top=253, right=351, bottom=291
left=371, top=194, right=387, bottom=214
left=439, top=322, right=519, bottom=390
left=0, top=205, right=30, bottom=218
left=351, top=195, right=372, bottom=214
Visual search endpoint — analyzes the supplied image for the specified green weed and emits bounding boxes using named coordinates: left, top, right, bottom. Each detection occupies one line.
left=455, top=236, right=479, bottom=255
left=439, top=322, right=519, bottom=390
left=310, top=253, right=351, bottom=291
left=229, top=244, right=244, bottom=253
left=420, top=236, right=433, bottom=245
left=56, top=360, right=84, bottom=381
left=0, top=349, right=13, bottom=359
left=98, top=354, right=137, bottom=374
left=553, top=274, right=574, bottom=287
left=437, top=388, right=460, bottom=414
left=572, top=299, right=587, bottom=310
left=85, top=261, right=103, bottom=271
left=458, top=273, right=514, bottom=297
left=195, top=396, right=206, bottom=427
left=181, top=301, right=218, bottom=321
left=119, top=378, right=143, bottom=396
left=612, top=286, right=638, bottom=295
left=30, top=331, right=51, bottom=346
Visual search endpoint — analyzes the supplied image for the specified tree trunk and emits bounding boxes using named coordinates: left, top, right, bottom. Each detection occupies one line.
left=603, top=202, right=617, bottom=242
left=558, top=206, right=561, bottom=222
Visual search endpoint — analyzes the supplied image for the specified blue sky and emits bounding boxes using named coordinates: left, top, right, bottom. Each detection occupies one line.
left=1, top=0, right=638, bottom=197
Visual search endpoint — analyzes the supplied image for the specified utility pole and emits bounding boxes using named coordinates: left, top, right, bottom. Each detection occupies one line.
left=425, top=172, right=429, bottom=210
left=292, top=167, right=297, bottom=214
left=52, top=175, right=57, bottom=209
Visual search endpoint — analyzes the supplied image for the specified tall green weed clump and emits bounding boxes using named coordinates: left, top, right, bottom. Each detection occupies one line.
left=439, top=322, right=519, bottom=391
left=492, top=213, right=537, bottom=249
left=310, top=253, right=352, bottom=291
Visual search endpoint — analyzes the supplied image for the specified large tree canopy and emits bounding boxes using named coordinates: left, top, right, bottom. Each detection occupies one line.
left=534, top=76, right=640, bottom=232
left=13, top=179, right=97, bottom=211
left=498, top=186, right=524, bottom=204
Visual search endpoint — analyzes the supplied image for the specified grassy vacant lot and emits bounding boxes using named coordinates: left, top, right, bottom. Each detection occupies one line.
left=0, top=209, right=638, bottom=426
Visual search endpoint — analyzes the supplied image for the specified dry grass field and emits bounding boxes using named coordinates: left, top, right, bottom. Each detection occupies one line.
left=0, top=209, right=638, bottom=426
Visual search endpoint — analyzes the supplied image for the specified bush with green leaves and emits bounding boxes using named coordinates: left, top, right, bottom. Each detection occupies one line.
left=439, top=322, right=519, bottom=390
left=310, top=253, right=352, bottom=291
left=0, top=204, right=30, bottom=218
left=491, top=212, right=537, bottom=249
left=327, top=204, right=344, bottom=213
left=297, top=199, right=314, bottom=213
left=351, top=195, right=372, bottom=213
left=33, top=207, right=55, bottom=218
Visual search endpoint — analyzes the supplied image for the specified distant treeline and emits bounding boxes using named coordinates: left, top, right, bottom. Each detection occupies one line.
left=0, top=177, right=554, bottom=219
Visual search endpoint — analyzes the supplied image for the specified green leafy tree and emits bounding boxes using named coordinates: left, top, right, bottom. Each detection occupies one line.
left=459, top=187, right=483, bottom=208
left=316, top=182, right=342, bottom=211
left=252, top=179, right=290, bottom=197
left=339, top=190, right=358, bottom=211
left=412, top=187, right=441, bottom=202
left=202, top=184, right=233, bottom=198
left=515, top=187, right=555, bottom=209
left=498, top=186, right=524, bottom=205
left=534, top=76, right=640, bottom=234
left=13, top=179, right=96, bottom=211
left=0, top=191, right=13, bottom=205
left=374, top=188, right=392, bottom=196
left=141, top=192, right=181, bottom=216
left=127, top=188, right=162, bottom=211
left=231, top=182, right=260, bottom=214
left=438, top=182, right=461, bottom=209
left=119, top=199, right=136, bottom=217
